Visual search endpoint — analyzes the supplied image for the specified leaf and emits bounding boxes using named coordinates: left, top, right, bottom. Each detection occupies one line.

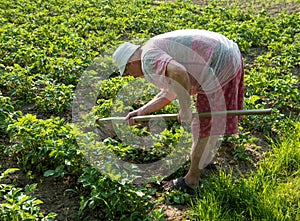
left=248, top=95, right=261, bottom=104
left=0, top=168, right=19, bottom=180
left=43, top=170, right=55, bottom=177
left=17, top=194, right=30, bottom=205
left=33, top=199, right=43, bottom=205
left=24, top=183, right=37, bottom=193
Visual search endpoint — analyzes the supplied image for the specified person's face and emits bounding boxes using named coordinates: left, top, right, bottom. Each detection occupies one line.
left=123, top=60, right=142, bottom=78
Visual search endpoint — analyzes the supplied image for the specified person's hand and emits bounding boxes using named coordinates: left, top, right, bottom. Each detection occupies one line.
left=178, top=108, right=193, bottom=124
left=125, top=109, right=143, bottom=126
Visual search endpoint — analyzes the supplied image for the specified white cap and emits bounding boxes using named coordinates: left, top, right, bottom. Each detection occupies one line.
left=112, top=42, right=140, bottom=75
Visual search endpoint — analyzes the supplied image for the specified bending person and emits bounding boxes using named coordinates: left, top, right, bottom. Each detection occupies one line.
left=112, top=29, right=244, bottom=193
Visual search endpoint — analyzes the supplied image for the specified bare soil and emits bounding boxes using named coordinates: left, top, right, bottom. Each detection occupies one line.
left=0, top=152, right=81, bottom=220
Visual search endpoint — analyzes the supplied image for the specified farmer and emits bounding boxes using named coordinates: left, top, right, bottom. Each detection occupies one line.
left=112, top=29, right=244, bottom=194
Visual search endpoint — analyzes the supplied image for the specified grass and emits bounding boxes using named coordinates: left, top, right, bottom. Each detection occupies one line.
left=188, top=119, right=300, bottom=220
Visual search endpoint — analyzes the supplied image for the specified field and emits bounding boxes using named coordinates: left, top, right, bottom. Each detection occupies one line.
left=0, top=0, right=299, bottom=220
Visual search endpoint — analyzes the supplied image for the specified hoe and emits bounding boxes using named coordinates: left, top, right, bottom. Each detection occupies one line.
left=95, top=108, right=272, bottom=139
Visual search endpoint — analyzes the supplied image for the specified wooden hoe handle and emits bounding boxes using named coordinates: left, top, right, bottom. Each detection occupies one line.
left=97, top=108, right=272, bottom=124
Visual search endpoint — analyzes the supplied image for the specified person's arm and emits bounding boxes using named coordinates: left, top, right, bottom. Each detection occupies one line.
left=125, top=90, right=176, bottom=125
left=165, top=59, right=192, bottom=123
left=139, top=90, right=176, bottom=115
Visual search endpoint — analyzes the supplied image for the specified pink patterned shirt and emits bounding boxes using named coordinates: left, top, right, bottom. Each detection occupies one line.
left=141, top=29, right=242, bottom=95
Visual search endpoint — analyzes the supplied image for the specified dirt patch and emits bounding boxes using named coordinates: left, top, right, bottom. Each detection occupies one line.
left=159, top=204, right=188, bottom=221
left=0, top=153, right=81, bottom=220
left=34, top=176, right=80, bottom=220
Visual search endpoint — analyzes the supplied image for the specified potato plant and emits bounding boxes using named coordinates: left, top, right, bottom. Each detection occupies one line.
left=0, top=169, right=57, bottom=221
left=35, top=82, right=75, bottom=115
left=0, top=92, right=21, bottom=135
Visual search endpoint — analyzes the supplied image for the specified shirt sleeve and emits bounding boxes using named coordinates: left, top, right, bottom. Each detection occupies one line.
left=141, top=46, right=173, bottom=91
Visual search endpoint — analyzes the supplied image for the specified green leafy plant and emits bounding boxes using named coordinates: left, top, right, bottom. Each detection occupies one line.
left=7, top=114, right=84, bottom=177
left=0, top=168, right=57, bottom=221
left=226, top=132, right=260, bottom=162
left=77, top=166, right=157, bottom=221
left=0, top=92, right=21, bottom=135
left=0, top=65, right=39, bottom=103
left=35, top=82, right=75, bottom=115
left=163, top=189, right=192, bottom=205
